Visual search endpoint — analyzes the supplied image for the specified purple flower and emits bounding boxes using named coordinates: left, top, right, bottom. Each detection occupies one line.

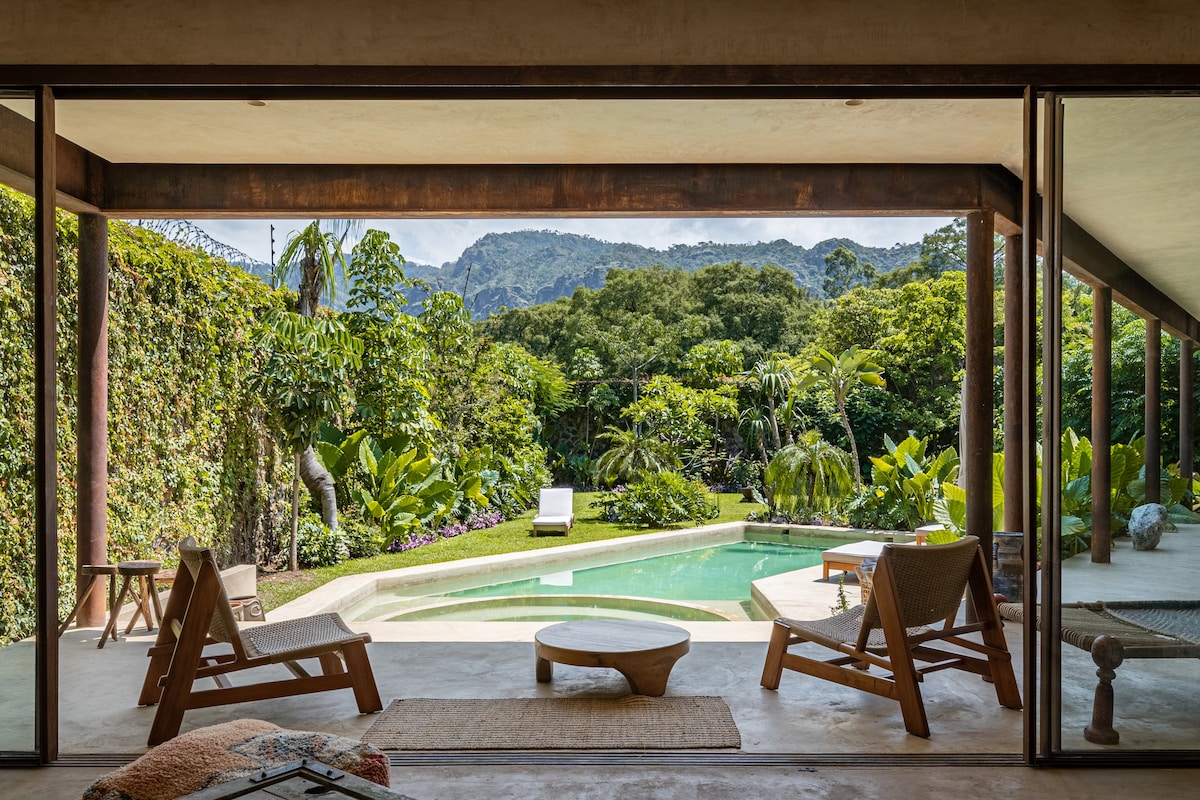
left=387, top=531, right=438, bottom=552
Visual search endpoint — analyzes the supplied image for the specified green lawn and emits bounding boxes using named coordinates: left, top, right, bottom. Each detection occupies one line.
left=257, top=491, right=765, bottom=610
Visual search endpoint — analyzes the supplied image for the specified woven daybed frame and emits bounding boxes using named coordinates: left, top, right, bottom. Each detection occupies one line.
left=998, top=600, right=1200, bottom=745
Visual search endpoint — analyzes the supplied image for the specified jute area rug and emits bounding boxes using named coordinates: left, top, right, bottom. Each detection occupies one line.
left=362, top=696, right=741, bottom=750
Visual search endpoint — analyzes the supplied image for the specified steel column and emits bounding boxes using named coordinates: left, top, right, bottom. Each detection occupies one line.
left=964, top=209, right=995, bottom=564
left=76, top=213, right=109, bottom=626
left=1145, top=319, right=1162, bottom=503
left=34, top=85, right=59, bottom=763
left=1020, top=85, right=1040, bottom=766
left=1182, top=340, right=1195, bottom=483
left=1003, top=234, right=1024, bottom=534
left=1091, top=287, right=1113, bottom=563
left=1041, top=91, right=1065, bottom=758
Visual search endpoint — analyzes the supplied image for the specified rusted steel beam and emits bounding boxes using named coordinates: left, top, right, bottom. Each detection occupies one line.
left=2, top=64, right=1200, bottom=98
left=76, top=213, right=109, bottom=626
left=34, top=84, right=59, bottom=763
left=1145, top=319, right=1162, bottom=504
left=1003, top=234, right=1024, bottom=534
left=1091, top=287, right=1113, bottom=564
left=964, top=209, right=995, bottom=564
left=101, top=162, right=1012, bottom=217
left=0, top=103, right=103, bottom=212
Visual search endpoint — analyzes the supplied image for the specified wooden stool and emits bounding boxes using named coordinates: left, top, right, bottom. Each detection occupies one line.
left=58, top=564, right=119, bottom=639
left=99, top=560, right=162, bottom=648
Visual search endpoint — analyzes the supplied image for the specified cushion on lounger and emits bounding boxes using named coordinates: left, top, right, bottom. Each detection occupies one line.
left=82, top=719, right=390, bottom=800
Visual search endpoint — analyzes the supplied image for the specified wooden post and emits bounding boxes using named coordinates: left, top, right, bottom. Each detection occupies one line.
left=1091, top=287, right=1112, bottom=564
left=965, top=211, right=996, bottom=566
left=76, top=213, right=109, bottom=626
left=1145, top=319, right=1162, bottom=503
left=1003, top=234, right=1024, bottom=534
left=1181, top=340, right=1194, bottom=485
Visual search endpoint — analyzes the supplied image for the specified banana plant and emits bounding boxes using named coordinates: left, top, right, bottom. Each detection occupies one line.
left=858, top=433, right=959, bottom=531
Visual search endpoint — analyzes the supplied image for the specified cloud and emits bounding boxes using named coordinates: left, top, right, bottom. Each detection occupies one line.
left=195, top=216, right=952, bottom=267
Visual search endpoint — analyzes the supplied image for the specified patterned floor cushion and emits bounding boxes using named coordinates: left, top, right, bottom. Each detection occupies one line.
left=83, top=719, right=390, bottom=800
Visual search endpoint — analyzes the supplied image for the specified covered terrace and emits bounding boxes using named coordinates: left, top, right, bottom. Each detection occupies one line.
left=2, top=1, right=1200, bottom=790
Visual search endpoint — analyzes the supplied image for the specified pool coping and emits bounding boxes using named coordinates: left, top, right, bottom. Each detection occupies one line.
left=272, top=521, right=915, bottom=641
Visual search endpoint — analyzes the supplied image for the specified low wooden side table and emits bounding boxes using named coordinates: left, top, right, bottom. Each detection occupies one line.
left=58, top=564, right=119, bottom=640
left=534, top=619, right=691, bottom=696
left=98, top=560, right=162, bottom=648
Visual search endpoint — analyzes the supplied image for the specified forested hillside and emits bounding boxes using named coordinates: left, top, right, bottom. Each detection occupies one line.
left=404, top=230, right=921, bottom=317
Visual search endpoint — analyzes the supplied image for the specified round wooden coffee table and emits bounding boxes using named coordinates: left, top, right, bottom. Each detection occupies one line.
left=534, top=619, right=691, bottom=696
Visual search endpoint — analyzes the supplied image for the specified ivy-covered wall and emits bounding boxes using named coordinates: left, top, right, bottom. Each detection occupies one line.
left=0, top=187, right=290, bottom=646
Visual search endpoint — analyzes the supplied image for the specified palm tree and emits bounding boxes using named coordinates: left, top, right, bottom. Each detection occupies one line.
left=748, top=355, right=794, bottom=450
left=270, top=220, right=363, bottom=568
left=274, top=220, right=361, bottom=316
left=593, top=426, right=680, bottom=485
left=738, top=406, right=770, bottom=465
left=764, top=430, right=853, bottom=515
left=799, top=346, right=886, bottom=491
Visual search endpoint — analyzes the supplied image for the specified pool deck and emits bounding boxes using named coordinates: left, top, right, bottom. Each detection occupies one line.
left=4, top=525, right=1198, bottom=798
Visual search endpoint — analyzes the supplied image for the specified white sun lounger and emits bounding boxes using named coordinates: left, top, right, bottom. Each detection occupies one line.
left=532, top=488, right=575, bottom=535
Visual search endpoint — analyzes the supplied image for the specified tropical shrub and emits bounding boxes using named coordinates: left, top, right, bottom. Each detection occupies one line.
left=593, top=472, right=718, bottom=526
left=847, top=434, right=959, bottom=531
left=296, top=515, right=349, bottom=568
left=593, top=426, right=681, bottom=485
left=337, top=515, right=381, bottom=560
left=763, top=431, right=853, bottom=518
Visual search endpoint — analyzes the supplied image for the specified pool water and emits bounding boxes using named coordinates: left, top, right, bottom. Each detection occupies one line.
left=442, top=539, right=825, bottom=601
left=344, top=534, right=842, bottom=623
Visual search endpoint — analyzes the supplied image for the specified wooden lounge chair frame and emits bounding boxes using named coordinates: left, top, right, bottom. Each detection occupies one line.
left=138, top=537, right=382, bottom=745
left=761, top=535, right=1022, bottom=737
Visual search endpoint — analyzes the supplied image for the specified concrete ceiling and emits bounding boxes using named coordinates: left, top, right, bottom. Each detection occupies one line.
left=3, top=94, right=1198, bottom=320
left=15, top=98, right=1026, bottom=167
left=1062, top=97, right=1200, bottom=320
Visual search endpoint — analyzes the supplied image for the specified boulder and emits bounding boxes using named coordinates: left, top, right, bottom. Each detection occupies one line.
left=1128, top=503, right=1168, bottom=551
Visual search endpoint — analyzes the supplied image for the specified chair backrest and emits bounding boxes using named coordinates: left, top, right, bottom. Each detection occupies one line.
left=860, top=535, right=981, bottom=631
left=177, top=536, right=243, bottom=650
left=539, top=487, right=573, bottom=516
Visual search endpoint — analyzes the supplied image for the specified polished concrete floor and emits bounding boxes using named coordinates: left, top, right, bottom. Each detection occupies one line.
left=3, top=528, right=1198, bottom=797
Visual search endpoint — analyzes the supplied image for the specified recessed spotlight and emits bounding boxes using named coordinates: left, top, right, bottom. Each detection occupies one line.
left=247, top=100, right=268, bottom=107
left=844, top=99, right=865, bottom=107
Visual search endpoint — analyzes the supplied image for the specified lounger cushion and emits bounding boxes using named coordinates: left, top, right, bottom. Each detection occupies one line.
left=82, top=719, right=390, bottom=800
left=532, top=515, right=574, bottom=527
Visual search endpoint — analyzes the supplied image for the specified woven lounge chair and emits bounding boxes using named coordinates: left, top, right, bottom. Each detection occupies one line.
left=138, top=537, right=382, bottom=745
left=761, top=535, right=1022, bottom=737
left=532, top=487, right=575, bottom=535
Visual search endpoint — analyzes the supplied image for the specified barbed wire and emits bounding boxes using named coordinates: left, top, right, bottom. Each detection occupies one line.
left=131, top=219, right=270, bottom=268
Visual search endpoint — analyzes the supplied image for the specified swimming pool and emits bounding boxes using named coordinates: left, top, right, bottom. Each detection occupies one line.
left=340, top=532, right=845, bottom=623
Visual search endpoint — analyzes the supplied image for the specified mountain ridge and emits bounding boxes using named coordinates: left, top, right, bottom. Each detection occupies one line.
left=401, top=229, right=921, bottom=317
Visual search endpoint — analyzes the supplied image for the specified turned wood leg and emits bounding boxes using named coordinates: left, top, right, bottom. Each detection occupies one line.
left=1084, top=635, right=1124, bottom=745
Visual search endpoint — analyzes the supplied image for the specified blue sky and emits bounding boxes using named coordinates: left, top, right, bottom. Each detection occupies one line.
left=196, top=217, right=953, bottom=268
